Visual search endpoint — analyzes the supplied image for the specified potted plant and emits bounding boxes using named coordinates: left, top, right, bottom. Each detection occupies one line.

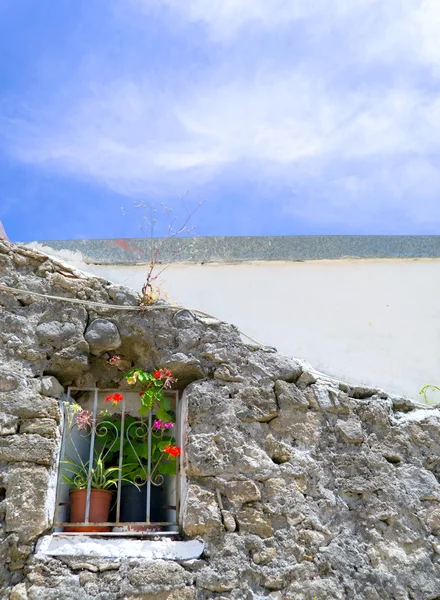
left=98, top=414, right=180, bottom=528
left=61, top=452, right=125, bottom=532
left=102, top=367, right=181, bottom=529
left=61, top=366, right=181, bottom=531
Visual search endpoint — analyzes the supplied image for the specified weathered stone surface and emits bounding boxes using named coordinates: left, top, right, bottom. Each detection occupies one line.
left=311, top=383, right=351, bottom=413
left=235, top=385, right=278, bottom=422
left=335, top=418, right=365, bottom=444
left=5, top=466, right=50, bottom=542
left=159, top=353, right=204, bottom=386
left=221, top=510, right=236, bottom=532
left=196, top=566, right=240, bottom=592
left=127, top=560, right=190, bottom=593
left=39, top=376, right=64, bottom=398
left=274, top=380, right=308, bottom=410
left=20, top=418, right=58, bottom=438
left=265, top=433, right=293, bottom=464
left=182, top=486, right=222, bottom=537
left=269, top=409, right=323, bottom=447
left=236, top=507, right=274, bottom=538
left=1, top=240, right=440, bottom=600
left=9, top=582, right=28, bottom=600
left=0, top=412, right=19, bottom=435
left=0, top=390, right=59, bottom=420
left=84, top=318, right=121, bottom=356
left=253, top=547, right=277, bottom=565
left=0, top=369, right=20, bottom=392
left=0, top=434, right=55, bottom=464
left=35, top=321, right=78, bottom=347
left=222, top=480, right=261, bottom=504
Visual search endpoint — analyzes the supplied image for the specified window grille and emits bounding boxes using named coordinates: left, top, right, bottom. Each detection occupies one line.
left=54, top=388, right=181, bottom=536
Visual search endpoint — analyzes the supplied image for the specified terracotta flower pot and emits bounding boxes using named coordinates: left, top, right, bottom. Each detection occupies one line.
left=65, top=488, right=113, bottom=532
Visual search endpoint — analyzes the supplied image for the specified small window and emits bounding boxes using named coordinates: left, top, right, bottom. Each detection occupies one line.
left=54, top=381, right=182, bottom=537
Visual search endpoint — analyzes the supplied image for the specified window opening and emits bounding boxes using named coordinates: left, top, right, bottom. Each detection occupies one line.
left=54, top=386, right=181, bottom=536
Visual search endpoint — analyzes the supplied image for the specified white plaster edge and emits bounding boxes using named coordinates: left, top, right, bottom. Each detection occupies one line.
left=392, top=407, right=440, bottom=423
left=35, top=535, right=204, bottom=560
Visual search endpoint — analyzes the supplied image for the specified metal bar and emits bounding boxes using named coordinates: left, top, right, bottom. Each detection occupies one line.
left=55, top=387, right=180, bottom=530
left=68, top=387, right=135, bottom=392
left=84, top=389, right=99, bottom=523
left=115, top=401, right=125, bottom=523
left=175, top=391, right=180, bottom=525
left=53, top=388, right=71, bottom=526
left=146, top=410, right=152, bottom=524
left=56, top=520, right=176, bottom=526
left=53, top=531, right=180, bottom=537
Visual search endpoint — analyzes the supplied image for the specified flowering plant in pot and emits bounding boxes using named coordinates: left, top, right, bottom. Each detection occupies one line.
left=61, top=449, right=137, bottom=532
left=102, top=367, right=181, bottom=528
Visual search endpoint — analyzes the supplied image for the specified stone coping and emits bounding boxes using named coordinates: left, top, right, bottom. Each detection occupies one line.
left=24, top=235, right=440, bottom=265
left=36, top=535, right=204, bottom=560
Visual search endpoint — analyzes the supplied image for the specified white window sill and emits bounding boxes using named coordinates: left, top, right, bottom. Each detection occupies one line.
left=36, top=534, right=204, bottom=560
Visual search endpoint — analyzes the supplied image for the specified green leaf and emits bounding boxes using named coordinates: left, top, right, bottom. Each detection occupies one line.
left=157, top=461, right=177, bottom=475
left=156, top=408, right=173, bottom=422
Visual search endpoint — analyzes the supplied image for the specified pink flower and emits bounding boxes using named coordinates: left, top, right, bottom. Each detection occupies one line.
left=106, top=355, right=121, bottom=366
left=153, top=419, right=163, bottom=429
left=164, top=422, right=174, bottom=429
left=76, top=410, right=94, bottom=431
left=154, top=369, right=178, bottom=389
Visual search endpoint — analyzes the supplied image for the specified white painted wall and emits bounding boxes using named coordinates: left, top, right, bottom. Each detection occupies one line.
left=27, top=244, right=440, bottom=400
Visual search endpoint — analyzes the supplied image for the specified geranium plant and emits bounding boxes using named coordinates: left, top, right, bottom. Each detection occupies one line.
left=123, top=367, right=177, bottom=417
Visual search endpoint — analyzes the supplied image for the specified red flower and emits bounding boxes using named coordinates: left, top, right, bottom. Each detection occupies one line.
left=105, top=393, right=124, bottom=403
left=153, top=370, right=161, bottom=379
left=163, top=444, right=181, bottom=457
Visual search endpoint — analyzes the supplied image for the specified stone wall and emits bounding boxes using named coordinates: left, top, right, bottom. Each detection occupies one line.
left=1, top=239, right=440, bottom=600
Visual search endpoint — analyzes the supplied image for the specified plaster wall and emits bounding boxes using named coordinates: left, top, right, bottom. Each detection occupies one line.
left=42, top=254, right=440, bottom=400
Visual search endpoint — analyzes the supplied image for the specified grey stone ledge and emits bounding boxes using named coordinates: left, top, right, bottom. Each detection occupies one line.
left=24, top=235, right=440, bottom=265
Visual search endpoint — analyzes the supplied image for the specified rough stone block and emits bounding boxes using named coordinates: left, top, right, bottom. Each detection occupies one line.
left=127, top=560, right=190, bottom=593
left=35, top=321, right=78, bottom=347
left=0, top=434, right=55, bottom=464
left=223, top=479, right=261, bottom=504
left=269, top=410, right=323, bottom=446
left=0, top=391, right=59, bottom=421
left=275, top=380, right=308, bottom=410
left=84, top=318, right=121, bottom=356
left=196, top=567, right=239, bottom=593
left=221, top=510, right=236, bottom=532
left=335, top=419, right=365, bottom=444
left=0, top=412, right=19, bottom=435
left=20, top=418, right=58, bottom=438
left=236, top=507, right=273, bottom=538
left=9, top=582, right=28, bottom=600
left=5, top=466, right=50, bottom=542
left=235, top=385, right=279, bottom=422
left=40, top=376, right=64, bottom=398
left=186, top=433, right=229, bottom=477
left=0, top=369, right=20, bottom=392
left=265, top=434, right=293, bottom=464
left=312, top=384, right=351, bottom=414
left=182, top=485, right=222, bottom=537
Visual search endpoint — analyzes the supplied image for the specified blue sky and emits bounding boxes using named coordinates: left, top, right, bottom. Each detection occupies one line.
left=1, top=0, right=440, bottom=241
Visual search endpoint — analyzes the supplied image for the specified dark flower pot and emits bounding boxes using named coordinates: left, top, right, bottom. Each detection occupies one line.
left=120, top=483, right=163, bottom=524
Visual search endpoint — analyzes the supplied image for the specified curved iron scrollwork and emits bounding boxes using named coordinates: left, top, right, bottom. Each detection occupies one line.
left=55, top=389, right=180, bottom=531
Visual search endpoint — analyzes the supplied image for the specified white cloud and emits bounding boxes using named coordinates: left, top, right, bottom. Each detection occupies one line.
left=6, top=71, right=440, bottom=195
left=131, top=0, right=381, bottom=39
left=131, top=0, right=440, bottom=74
left=2, top=0, right=440, bottom=229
